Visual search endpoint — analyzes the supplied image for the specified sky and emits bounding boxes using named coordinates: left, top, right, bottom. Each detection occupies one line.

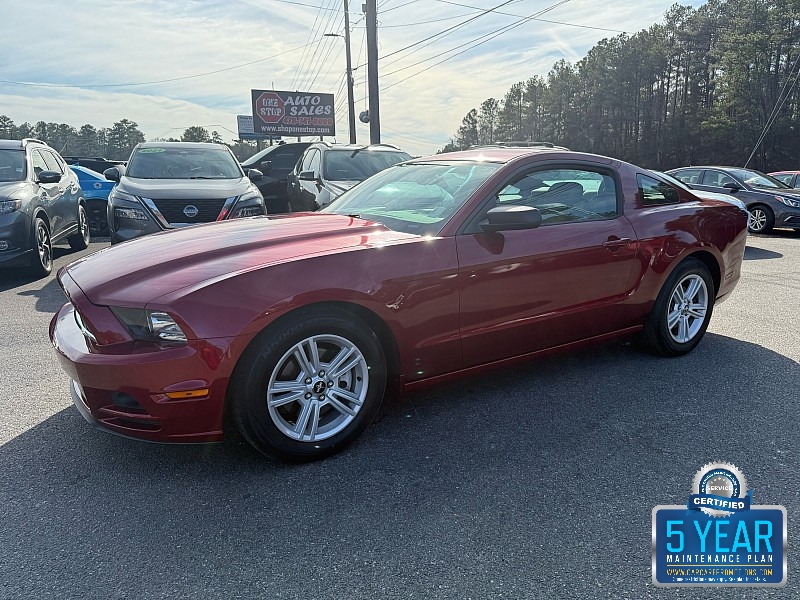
left=0, top=0, right=702, bottom=157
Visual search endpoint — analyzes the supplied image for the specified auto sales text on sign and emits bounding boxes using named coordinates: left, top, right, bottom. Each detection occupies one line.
left=250, top=90, right=335, bottom=137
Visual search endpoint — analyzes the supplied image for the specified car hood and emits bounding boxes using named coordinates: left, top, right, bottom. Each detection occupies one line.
left=324, top=180, right=360, bottom=196
left=61, top=213, right=415, bottom=307
left=0, top=181, right=27, bottom=200
left=751, top=185, right=800, bottom=198
left=117, top=176, right=254, bottom=199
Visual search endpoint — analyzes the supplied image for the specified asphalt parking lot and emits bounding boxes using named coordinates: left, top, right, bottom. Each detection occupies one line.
left=1, top=231, right=798, bottom=599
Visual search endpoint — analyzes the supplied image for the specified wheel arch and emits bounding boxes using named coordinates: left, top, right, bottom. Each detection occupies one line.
left=223, top=300, right=401, bottom=422
left=681, top=249, right=721, bottom=297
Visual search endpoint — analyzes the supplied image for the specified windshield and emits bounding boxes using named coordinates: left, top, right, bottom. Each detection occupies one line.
left=322, top=149, right=411, bottom=182
left=322, top=161, right=500, bottom=235
left=0, top=149, right=26, bottom=182
left=126, top=146, right=243, bottom=179
left=727, top=168, right=789, bottom=189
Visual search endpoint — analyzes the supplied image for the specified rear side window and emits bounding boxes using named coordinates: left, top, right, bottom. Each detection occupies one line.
left=42, top=150, right=65, bottom=174
left=269, top=149, right=303, bottom=171
left=702, top=170, right=736, bottom=187
left=671, top=169, right=703, bottom=185
left=638, top=174, right=679, bottom=205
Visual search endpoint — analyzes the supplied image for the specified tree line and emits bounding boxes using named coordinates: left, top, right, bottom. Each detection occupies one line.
left=0, top=117, right=258, bottom=161
left=442, top=0, right=800, bottom=172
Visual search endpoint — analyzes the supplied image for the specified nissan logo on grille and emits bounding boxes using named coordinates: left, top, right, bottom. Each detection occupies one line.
left=183, top=205, right=199, bottom=218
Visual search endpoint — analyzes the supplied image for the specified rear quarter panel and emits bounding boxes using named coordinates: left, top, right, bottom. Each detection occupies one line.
left=617, top=166, right=747, bottom=328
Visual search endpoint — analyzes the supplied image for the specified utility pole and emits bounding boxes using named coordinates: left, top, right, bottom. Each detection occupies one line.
left=365, top=0, right=381, bottom=144
left=343, top=0, right=356, bottom=144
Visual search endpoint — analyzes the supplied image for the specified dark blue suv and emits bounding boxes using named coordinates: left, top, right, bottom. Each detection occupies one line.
left=0, top=138, right=89, bottom=277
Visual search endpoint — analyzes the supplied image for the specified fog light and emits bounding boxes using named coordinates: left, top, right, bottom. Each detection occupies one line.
left=0, top=241, right=8, bottom=251
left=115, top=207, right=148, bottom=220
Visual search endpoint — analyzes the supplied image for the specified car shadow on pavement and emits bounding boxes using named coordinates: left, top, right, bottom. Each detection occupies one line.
left=16, top=276, right=67, bottom=314
left=743, top=246, right=783, bottom=260
left=0, top=247, right=76, bottom=293
left=1, top=334, right=798, bottom=598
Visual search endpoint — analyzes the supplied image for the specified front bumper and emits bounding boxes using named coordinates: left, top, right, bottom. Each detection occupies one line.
left=775, top=205, right=800, bottom=229
left=0, top=210, right=32, bottom=267
left=50, top=301, right=231, bottom=444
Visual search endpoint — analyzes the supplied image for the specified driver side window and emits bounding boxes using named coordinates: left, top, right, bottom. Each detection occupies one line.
left=495, top=167, right=618, bottom=225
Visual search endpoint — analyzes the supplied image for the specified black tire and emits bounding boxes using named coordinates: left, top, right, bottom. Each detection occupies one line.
left=68, top=204, right=90, bottom=250
left=228, top=309, right=387, bottom=462
left=86, top=199, right=110, bottom=237
left=29, top=217, right=53, bottom=278
left=639, top=258, right=715, bottom=356
left=747, top=205, right=774, bottom=234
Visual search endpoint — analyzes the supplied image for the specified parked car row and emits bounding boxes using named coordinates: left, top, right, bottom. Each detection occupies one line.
left=240, top=141, right=411, bottom=214
left=50, top=144, right=750, bottom=462
left=666, top=165, right=800, bottom=234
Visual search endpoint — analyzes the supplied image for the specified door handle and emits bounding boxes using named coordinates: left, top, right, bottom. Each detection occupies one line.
left=602, top=237, right=631, bottom=249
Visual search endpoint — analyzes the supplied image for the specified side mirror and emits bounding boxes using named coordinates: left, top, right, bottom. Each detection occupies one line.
left=298, top=170, right=317, bottom=182
left=103, top=166, right=121, bottom=183
left=480, top=205, right=542, bottom=232
left=37, top=170, right=61, bottom=184
left=247, top=168, right=263, bottom=182
left=722, top=182, right=742, bottom=193
left=259, top=160, right=272, bottom=174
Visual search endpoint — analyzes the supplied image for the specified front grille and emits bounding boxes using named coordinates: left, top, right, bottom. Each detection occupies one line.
left=148, top=198, right=228, bottom=224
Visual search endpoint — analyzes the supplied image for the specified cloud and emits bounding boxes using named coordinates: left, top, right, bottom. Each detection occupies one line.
left=0, top=0, right=705, bottom=156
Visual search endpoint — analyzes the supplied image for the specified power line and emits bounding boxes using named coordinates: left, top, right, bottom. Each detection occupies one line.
left=434, top=0, right=625, bottom=33
left=378, top=0, right=523, bottom=65
left=365, top=0, right=571, bottom=98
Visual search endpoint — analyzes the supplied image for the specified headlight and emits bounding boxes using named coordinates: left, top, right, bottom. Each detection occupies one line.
left=232, top=190, right=265, bottom=218
left=775, top=195, right=800, bottom=208
left=110, top=307, right=187, bottom=343
left=114, top=207, right=149, bottom=220
left=0, top=199, right=21, bottom=214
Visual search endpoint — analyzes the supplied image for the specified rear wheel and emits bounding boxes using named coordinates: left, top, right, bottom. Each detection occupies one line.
left=229, top=309, right=387, bottom=462
left=748, top=205, right=774, bottom=234
left=68, top=204, right=90, bottom=250
left=29, top=217, right=52, bottom=278
left=640, top=258, right=714, bottom=356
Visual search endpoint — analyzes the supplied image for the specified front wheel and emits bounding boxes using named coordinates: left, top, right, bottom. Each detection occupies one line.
left=640, top=258, right=715, bottom=356
left=748, top=205, right=774, bottom=234
left=229, top=309, right=387, bottom=462
left=68, top=204, right=90, bottom=250
left=29, top=217, right=53, bottom=278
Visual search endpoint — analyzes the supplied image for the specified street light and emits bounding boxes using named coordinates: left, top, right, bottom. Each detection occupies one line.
left=324, top=8, right=356, bottom=144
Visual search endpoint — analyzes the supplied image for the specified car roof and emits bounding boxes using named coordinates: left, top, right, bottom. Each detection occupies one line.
left=410, top=147, right=611, bottom=165
left=672, top=165, right=757, bottom=172
left=136, top=141, right=230, bottom=150
left=310, top=142, right=408, bottom=152
left=0, top=138, right=48, bottom=150
left=768, top=170, right=800, bottom=175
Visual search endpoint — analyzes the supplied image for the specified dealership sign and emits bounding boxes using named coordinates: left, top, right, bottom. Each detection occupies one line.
left=250, top=90, right=335, bottom=136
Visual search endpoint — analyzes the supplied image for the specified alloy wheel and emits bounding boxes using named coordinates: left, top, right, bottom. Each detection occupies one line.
left=748, top=208, right=767, bottom=232
left=266, top=334, right=369, bottom=442
left=37, top=221, right=52, bottom=270
left=666, top=274, right=708, bottom=344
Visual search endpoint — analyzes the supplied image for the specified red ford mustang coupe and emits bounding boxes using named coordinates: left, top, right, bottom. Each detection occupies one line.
left=50, top=147, right=748, bottom=461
